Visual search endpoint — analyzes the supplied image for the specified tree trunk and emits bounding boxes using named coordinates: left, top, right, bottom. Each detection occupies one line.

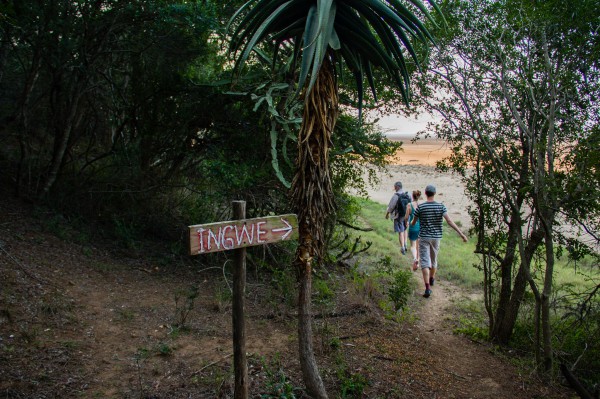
left=40, top=80, right=84, bottom=196
left=490, top=214, right=520, bottom=341
left=15, top=52, right=42, bottom=197
left=0, top=25, right=11, bottom=86
left=296, top=251, right=326, bottom=398
left=541, top=235, right=554, bottom=373
left=539, top=28, right=557, bottom=375
left=291, top=57, right=337, bottom=399
left=492, top=227, right=545, bottom=344
left=534, top=291, right=542, bottom=367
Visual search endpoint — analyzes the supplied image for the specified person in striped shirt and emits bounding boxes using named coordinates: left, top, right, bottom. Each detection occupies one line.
left=410, top=184, right=468, bottom=298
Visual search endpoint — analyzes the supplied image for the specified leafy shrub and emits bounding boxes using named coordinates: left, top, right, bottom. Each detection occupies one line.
left=173, top=285, right=199, bottom=327
left=337, top=367, right=369, bottom=398
left=387, top=269, right=412, bottom=311
left=259, top=355, right=302, bottom=398
left=313, top=277, right=335, bottom=306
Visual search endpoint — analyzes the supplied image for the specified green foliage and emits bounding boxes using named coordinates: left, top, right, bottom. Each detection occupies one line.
left=331, top=115, right=401, bottom=199
left=451, top=299, right=489, bottom=341
left=313, top=276, right=335, bottom=306
left=335, top=354, right=369, bottom=398
left=135, top=347, right=151, bottom=360
left=315, top=321, right=342, bottom=355
left=156, top=342, right=173, bottom=357
left=373, top=255, right=411, bottom=311
left=387, top=269, right=412, bottom=312
left=0, top=0, right=420, bottom=287
left=408, top=0, right=600, bottom=375
left=112, top=218, right=139, bottom=250
left=137, top=342, right=174, bottom=359
left=214, top=282, right=233, bottom=312
left=43, top=214, right=70, bottom=241
left=190, top=360, right=232, bottom=394
left=549, top=283, right=600, bottom=390
left=347, top=265, right=378, bottom=301
left=263, top=264, right=296, bottom=308
left=259, top=354, right=303, bottom=399
left=228, top=0, right=441, bottom=112
left=173, top=285, right=199, bottom=328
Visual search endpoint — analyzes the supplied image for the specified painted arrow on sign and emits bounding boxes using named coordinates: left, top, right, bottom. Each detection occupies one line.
left=188, top=214, right=298, bottom=255
left=271, top=217, right=294, bottom=240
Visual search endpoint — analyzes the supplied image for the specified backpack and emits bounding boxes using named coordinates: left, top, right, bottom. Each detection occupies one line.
left=395, top=192, right=411, bottom=220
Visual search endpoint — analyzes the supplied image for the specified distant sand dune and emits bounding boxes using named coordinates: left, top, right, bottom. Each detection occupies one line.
left=388, top=137, right=452, bottom=166
left=366, top=138, right=596, bottom=247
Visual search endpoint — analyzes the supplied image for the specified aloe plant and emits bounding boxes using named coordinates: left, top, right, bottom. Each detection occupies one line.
left=229, top=1, right=441, bottom=397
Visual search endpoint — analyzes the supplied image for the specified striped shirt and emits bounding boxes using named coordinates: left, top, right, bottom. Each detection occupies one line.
left=413, top=201, right=447, bottom=239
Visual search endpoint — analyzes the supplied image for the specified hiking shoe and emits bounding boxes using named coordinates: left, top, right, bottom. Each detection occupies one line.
left=401, top=247, right=406, bottom=255
left=412, top=260, right=419, bottom=271
left=423, top=289, right=432, bottom=298
left=429, top=277, right=435, bottom=286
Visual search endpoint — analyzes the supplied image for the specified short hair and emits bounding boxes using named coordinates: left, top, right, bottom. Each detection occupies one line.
left=394, top=181, right=403, bottom=189
left=425, top=184, right=436, bottom=196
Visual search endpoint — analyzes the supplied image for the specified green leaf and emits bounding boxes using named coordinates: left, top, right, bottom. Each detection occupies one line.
left=240, top=1, right=294, bottom=66
left=329, top=28, right=341, bottom=50
left=270, top=122, right=291, bottom=188
left=307, top=0, right=336, bottom=93
left=297, top=4, right=319, bottom=96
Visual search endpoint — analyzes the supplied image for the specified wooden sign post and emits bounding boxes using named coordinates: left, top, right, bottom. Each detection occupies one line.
left=188, top=213, right=298, bottom=255
left=232, top=201, right=247, bottom=399
left=188, top=204, right=298, bottom=399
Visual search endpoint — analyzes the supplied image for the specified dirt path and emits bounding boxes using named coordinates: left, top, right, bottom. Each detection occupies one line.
left=410, top=275, right=548, bottom=399
left=364, top=161, right=566, bottom=398
left=0, top=192, right=572, bottom=398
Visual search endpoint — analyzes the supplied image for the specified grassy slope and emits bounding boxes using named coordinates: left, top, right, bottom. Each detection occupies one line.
left=354, top=197, right=597, bottom=292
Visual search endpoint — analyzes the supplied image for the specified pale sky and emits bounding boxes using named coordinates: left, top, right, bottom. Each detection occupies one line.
left=375, top=113, right=436, bottom=139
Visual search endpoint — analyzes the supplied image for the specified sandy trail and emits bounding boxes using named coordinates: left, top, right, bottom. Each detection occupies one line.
left=372, top=140, right=530, bottom=396
left=365, top=138, right=472, bottom=228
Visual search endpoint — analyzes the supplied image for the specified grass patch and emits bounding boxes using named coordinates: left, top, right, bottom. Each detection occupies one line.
left=450, top=296, right=488, bottom=341
left=352, top=197, right=598, bottom=292
left=350, top=198, right=405, bottom=270
left=352, top=198, right=479, bottom=286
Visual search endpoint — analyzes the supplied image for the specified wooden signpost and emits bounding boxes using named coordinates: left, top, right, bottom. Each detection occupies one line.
left=188, top=203, right=298, bottom=399
left=188, top=213, right=298, bottom=255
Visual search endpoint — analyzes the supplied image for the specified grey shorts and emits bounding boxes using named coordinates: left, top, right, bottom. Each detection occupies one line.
left=419, top=237, right=441, bottom=269
left=394, top=219, right=407, bottom=233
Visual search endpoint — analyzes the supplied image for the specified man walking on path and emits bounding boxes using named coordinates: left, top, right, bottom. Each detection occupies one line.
left=411, top=184, right=468, bottom=298
left=385, top=181, right=410, bottom=256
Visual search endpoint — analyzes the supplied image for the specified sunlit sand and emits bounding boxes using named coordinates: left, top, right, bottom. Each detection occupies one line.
left=365, top=137, right=472, bottom=228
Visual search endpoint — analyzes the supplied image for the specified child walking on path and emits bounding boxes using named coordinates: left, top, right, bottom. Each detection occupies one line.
left=410, top=185, right=468, bottom=298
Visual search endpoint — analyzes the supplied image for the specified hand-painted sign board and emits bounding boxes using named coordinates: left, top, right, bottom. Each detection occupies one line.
left=188, top=214, right=298, bottom=255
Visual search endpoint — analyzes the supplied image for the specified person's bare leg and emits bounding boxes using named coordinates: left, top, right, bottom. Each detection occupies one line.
left=410, top=239, right=418, bottom=270
left=416, top=238, right=420, bottom=264
left=421, top=266, right=432, bottom=297
left=429, top=239, right=439, bottom=285
left=421, top=267, right=430, bottom=287
left=399, top=232, right=406, bottom=254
